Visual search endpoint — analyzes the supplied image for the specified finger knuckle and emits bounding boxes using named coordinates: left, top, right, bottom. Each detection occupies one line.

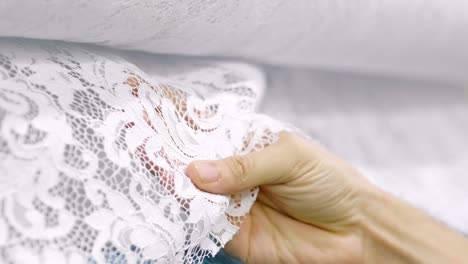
left=224, top=155, right=253, bottom=184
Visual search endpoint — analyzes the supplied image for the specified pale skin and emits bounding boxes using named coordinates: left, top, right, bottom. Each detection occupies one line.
left=186, top=132, right=468, bottom=263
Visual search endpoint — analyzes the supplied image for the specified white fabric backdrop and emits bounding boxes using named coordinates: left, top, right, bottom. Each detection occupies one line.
left=0, top=0, right=467, bottom=82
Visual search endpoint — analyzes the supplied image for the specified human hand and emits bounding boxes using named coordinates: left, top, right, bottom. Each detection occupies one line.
left=186, top=132, right=372, bottom=263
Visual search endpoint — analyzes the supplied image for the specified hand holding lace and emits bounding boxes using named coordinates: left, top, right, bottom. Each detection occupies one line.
left=187, top=132, right=468, bottom=263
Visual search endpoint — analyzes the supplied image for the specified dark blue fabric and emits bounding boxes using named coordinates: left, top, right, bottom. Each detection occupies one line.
left=87, top=247, right=241, bottom=263
left=203, top=249, right=243, bottom=264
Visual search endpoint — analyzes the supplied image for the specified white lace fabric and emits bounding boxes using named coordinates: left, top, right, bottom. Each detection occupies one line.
left=0, top=39, right=285, bottom=263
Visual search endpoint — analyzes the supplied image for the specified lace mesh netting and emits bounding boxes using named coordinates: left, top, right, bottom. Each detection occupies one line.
left=0, top=39, right=286, bottom=263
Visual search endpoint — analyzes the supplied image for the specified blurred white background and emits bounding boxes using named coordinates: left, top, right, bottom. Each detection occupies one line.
left=261, top=67, right=468, bottom=233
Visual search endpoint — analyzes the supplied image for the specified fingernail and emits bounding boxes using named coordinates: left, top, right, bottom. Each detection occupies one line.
left=194, top=161, right=220, bottom=183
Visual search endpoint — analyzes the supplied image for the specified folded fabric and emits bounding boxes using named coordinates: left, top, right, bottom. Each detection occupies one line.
left=1, top=0, right=467, bottom=82
left=0, top=38, right=286, bottom=263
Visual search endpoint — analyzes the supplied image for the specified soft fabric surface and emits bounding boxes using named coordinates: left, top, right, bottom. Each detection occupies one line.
left=1, top=0, right=467, bottom=82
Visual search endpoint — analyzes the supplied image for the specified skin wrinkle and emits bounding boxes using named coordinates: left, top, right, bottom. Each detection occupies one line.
left=253, top=193, right=352, bottom=263
left=265, top=178, right=356, bottom=231
left=226, top=155, right=253, bottom=189
left=257, top=202, right=296, bottom=264
left=257, top=188, right=283, bottom=212
left=245, top=210, right=254, bottom=264
left=260, top=203, right=291, bottom=263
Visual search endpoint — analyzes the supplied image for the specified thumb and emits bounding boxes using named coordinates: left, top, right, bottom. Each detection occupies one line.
left=186, top=132, right=312, bottom=194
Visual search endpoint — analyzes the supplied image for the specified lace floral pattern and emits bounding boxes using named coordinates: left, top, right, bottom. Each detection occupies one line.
left=0, top=39, right=285, bottom=263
